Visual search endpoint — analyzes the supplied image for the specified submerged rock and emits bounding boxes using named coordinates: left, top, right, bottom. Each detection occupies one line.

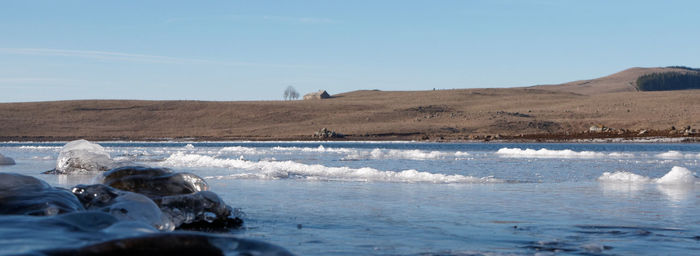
left=0, top=173, right=84, bottom=216
left=39, top=232, right=294, bottom=256
left=0, top=153, right=15, bottom=165
left=72, top=184, right=175, bottom=231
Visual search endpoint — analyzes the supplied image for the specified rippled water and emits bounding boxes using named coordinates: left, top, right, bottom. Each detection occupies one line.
left=1, top=142, right=699, bottom=255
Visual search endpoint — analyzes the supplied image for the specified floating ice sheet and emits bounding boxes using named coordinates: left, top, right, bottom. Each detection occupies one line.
left=162, top=152, right=500, bottom=184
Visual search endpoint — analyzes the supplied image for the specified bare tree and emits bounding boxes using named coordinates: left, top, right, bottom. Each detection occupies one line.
left=283, top=86, right=299, bottom=100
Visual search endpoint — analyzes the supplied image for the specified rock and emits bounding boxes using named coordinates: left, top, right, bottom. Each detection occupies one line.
left=638, top=129, right=648, bottom=135
left=0, top=173, right=85, bottom=216
left=313, top=128, right=344, bottom=139
left=99, top=166, right=209, bottom=197
left=72, top=184, right=175, bottom=231
left=96, top=166, right=238, bottom=229
left=589, top=124, right=606, bottom=133
left=0, top=153, right=15, bottom=165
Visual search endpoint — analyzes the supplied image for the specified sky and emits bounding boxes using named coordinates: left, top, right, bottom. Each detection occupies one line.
left=1, top=0, right=699, bottom=102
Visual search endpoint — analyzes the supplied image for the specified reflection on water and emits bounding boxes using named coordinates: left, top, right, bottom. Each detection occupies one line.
left=656, top=184, right=694, bottom=203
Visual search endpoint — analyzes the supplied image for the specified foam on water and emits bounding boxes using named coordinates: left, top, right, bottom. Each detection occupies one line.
left=161, top=152, right=500, bottom=184
left=597, top=166, right=698, bottom=185
left=496, top=148, right=634, bottom=158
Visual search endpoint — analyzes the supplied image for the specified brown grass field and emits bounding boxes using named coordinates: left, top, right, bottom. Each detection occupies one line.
left=1, top=67, right=698, bottom=142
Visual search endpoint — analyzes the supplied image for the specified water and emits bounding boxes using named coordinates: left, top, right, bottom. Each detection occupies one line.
left=1, top=142, right=699, bottom=255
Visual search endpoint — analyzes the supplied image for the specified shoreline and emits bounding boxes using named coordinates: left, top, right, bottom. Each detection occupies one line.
left=1, top=133, right=698, bottom=143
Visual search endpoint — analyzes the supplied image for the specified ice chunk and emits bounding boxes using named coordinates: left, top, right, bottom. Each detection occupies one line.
left=53, top=139, right=116, bottom=174
left=656, top=166, right=697, bottom=185
left=597, top=166, right=698, bottom=185
left=0, top=153, right=15, bottom=165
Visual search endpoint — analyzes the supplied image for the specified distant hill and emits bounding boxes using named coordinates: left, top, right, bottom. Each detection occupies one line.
left=0, top=66, right=699, bottom=141
left=532, top=67, right=700, bottom=95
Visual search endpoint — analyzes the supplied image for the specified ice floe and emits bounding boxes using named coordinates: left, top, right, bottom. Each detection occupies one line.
left=597, top=166, right=698, bottom=185
left=655, top=151, right=700, bottom=159
left=161, top=152, right=499, bottom=183
left=496, top=148, right=635, bottom=158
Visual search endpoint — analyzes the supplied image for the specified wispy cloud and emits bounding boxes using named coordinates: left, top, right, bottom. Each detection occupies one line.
left=164, top=14, right=338, bottom=25
left=261, top=15, right=337, bottom=24
left=0, top=77, right=85, bottom=89
left=0, top=48, right=315, bottom=68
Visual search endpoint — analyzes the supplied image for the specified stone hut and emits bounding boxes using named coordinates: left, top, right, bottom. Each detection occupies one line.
left=303, top=90, right=331, bottom=100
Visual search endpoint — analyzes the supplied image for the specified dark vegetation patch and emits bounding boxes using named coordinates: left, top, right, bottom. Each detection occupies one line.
left=666, top=66, right=700, bottom=71
left=636, top=71, right=700, bottom=91
left=406, top=105, right=450, bottom=113
left=492, top=120, right=561, bottom=133
left=496, top=111, right=532, bottom=118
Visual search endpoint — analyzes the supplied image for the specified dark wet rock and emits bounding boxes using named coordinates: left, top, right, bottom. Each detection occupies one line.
left=71, top=184, right=174, bottom=231
left=100, top=166, right=209, bottom=197
left=96, top=166, right=239, bottom=229
left=153, top=191, right=235, bottom=228
left=39, top=233, right=294, bottom=256
left=0, top=173, right=84, bottom=216
left=0, top=153, right=15, bottom=165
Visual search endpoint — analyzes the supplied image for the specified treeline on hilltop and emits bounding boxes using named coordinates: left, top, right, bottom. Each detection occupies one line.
left=636, top=71, right=700, bottom=91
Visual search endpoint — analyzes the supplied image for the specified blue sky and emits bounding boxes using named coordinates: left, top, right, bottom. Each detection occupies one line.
left=1, top=0, right=699, bottom=102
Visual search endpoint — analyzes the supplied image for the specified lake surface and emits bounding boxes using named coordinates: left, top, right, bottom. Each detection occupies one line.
left=1, top=142, right=699, bottom=255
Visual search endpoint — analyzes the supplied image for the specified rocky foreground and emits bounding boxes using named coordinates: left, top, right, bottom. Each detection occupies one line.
left=0, top=140, right=293, bottom=255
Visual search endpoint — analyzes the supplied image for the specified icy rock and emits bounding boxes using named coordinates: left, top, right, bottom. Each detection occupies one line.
left=100, top=166, right=209, bottom=197
left=0, top=173, right=85, bottom=216
left=72, top=184, right=175, bottom=231
left=153, top=191, right=234, bottom=228
left=98, top=166, right=238, bottom=229
left=0, top=153, right=15, bottom=165
left=51, top=139, right=117, bottom=174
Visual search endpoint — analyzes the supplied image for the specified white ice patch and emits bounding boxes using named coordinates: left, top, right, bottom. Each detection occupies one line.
left=272, top=145, right=357, bottom=154
left=219, top=146, right=469, bottom=161
left=655, top=151, right=700, bottom=159
left=597, top=166, right=698, bottom=185
left=597, top=171, right=653, bottom=183
left=17, top=146, right=62, bottom=150
left=496, top=148, right=634, bottom=158
left=345, top=149, right=470, bottom=160
left=160, top=152, right=499, bottom=184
